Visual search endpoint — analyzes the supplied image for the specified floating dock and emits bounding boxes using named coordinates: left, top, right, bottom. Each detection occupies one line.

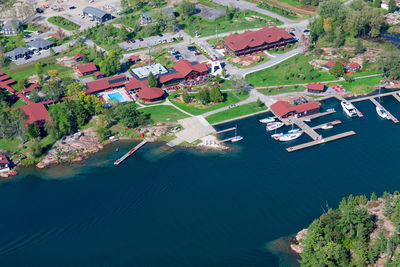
left=218, top=137, right=237, bottom=143
left=215, top=127, right=236, bottom=135
left=114, top=140, right=147, bottom=165
left=286, top=131, right=356, bottom=152
left=370, top=98, right=398, bottom=123
left=312, top=120, right=342, bottom=130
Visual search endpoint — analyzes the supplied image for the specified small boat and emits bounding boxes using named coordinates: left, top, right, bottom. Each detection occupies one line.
left=278, top=131, right=303, bottom=142
left=321, top=123, right=333, bottom=130
left=109, top=136, right=119, bottom=142
left=266, top=122, right=284, bottom=131
left=116, top=148, right=119, bottom=152
left=304, top=118, right=311, bottom=122
left=341, top=101, right=358, bottom=117
left=271, top=132, right=283, bottom=139
left=259, top=117, right=275, bottom=123
left=288, top=128, right=301, bottom=134
left=376, top=106, right=388, bottom=119
left=231, top=125, right=243, bottom=142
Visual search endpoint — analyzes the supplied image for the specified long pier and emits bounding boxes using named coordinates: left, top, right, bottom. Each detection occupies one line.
left=370, top=98, right=398, bottom=123
left=286, top=131, right=356, bottom=152
left=292, top=117, right=320, bottom=141
left=312, top=120, right=342, bottom=130
left=218, top=137, right=236, bottom=143
left=215, top=127, right=236, bottom=134
left=114, top=140, right=147, bottom=165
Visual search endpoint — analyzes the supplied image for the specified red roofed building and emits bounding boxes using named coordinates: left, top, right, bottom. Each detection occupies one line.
left=86, top=74, right=128, bottom=94
left=159, top=60, right=208, bottom=85
left=307, top=82, right=325, bottom=93
left=19, top=103, right=50, bottom=126
left=74, top=53, right=84, bottom=62
left=0, top=155, right=10, bottom=172
left=223, top=27, right=295, bottom=56
left=129, top=55, right=140, bottom=64
left=137, top=87, right=165, bottom=102
left=271, top=100, right=320, bottom=118
left=348, top=62, right=361, bottom=72
left=75, top=62, right=97, bottom=76
left=324, top=60, right=362, bottom=73
left=125, top=77, right=148, bottom=93
left=94, top=71, right=104, bottom=79
left=23, top=83, right=41, bottom=94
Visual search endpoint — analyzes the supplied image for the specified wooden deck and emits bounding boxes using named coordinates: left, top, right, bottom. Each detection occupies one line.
left=292, top=117, right=320, bottom=141
left=286, top=131, right=356, bottom=152
left=215, top=127, right=236, bottom=135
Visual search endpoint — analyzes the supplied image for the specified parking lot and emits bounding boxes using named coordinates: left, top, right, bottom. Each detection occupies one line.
left=172, top=44, right=208, bottom=62
left=119, top=32, right=185, bottom=52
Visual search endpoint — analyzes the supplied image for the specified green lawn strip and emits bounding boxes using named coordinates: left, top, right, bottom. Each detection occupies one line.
left=336, top=75, right=383, bottom=94
left=220, top=79, right=232, bottom=90
left=268, top=42, right=298, bottom=54
left=206, top=102, right=267, bottom=124
left=245, top=54, right=336, bottom=86
left=141, top=105, right=189, bottom=123
left=276, top=0, right=302, bottom=7
left=258, top=85, right=306, bottom=95
left=0, top=138, right=22, bottom=153
left=169, top=91, right=249, bottom=115
left=11, top=98, right=27, bottom=108
left=48, top=16, right=80, bottom=31
left=181, top=9, right=282, bottom=37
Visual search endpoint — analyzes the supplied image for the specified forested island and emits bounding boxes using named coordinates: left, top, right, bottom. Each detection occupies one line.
left=293, top=191, right=400, bottom=266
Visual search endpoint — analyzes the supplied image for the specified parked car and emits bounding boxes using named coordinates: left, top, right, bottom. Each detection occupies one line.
left=158, top=40, right=162, bottom=44
left=194, top=51, right=201, bottom=56
left=172, top=51, right=180, bottom=56
left=171, top=37, right=177, bottom=42
left=38, top=30, right=43, bottom=34
left=289, top=32, right=295, bottom=36
left=158, top=34, right=163, bottom=37
left=126, top=40, right=130, bottom=44
left=162, top=39, right=167, bottom=43
left=139, top=38, right=144, bottom=41
left=69, top=6, right=76, bottom=9
left=210, top=45, right=215, bottom=49
left=175, top=55, right=183, bottom=60
left=130, top=39, right=135, bottom=43
left=36, top=7, right=44, bottom=13
left=33, top=50, right=41, bottom=55
left=187, top=46, right=196, bottom=51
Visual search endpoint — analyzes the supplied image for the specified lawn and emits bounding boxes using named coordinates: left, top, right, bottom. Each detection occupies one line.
left=149, top=49, right=175, bottom=69
left=258, top=85, right=306, bottom=95
left=245, top=54, right=336, bottom=86
left=256, top=1, right=299, bottom=19
left=169, top=91, right=250, bottom=115
left=0, top=138, right=22, bottom=153
left=336, top=75, right=384, bottom=94
left=48, top=16, right=80, bottom=31
left=181, top=9, right=282, bottom=37
left=11, top=98, right=27, bottom=108
left=141, top=105, right=189, bottom=122
left=206, top=102, right=268, bottom=124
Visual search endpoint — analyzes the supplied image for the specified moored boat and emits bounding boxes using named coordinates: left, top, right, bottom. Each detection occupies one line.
left=321, top=123, right=333, bottom=130
left=278, top=131, right=303, bottom=142
left=231, top=125, right=243, bottom=142
left=266, top=122, right=284, bottom=131
left=259, top=117, right=275, bottom=123
left=271, top=132, right=283, bottom=139
left=341, top=101, right=358, bottom=117
left=376, top=106, right=388, bottom=119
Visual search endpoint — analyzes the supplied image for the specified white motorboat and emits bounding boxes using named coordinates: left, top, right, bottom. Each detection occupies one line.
left=278, top=131, right=303, bottom=141
left=304, top=118, right=311, bottom=122
left=288, top=128, right=301, bottom=134
left=266, top=122, right=284, bottom=131
left=231, top=125, right=243, bottom=142
left=321, top=123, right=333, bottom=130
left=341, top=101, right=358, bottom=117
left=271, top=132, right=283, bottom=139
left=259, top=117, right=275, bottom=123
left=376, top=106, right=388, bottom=119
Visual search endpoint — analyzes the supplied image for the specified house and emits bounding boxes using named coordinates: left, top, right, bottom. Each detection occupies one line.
left=75, top=62, right=97, bottom=76
left=347, top=62, right=361, bottom=72
left=2, top=20, right=22, bottom=35
left=19, top=103, right=50, bottom=127
left=5, top=47, right=32, bottom=61
left=86, top=74, right=129, bottom=94
left=137, top=86, right=165, bottom=102
left=74, top=53, right=84, bottom=62
left=83, top=6, right=112, bottom=23
left=307, top=83, right=325, bottom=93
left=140, top=7, right=175, bottom=25
left=129, top=55, right=140, bottom=64
left=26, top=38, right=55, bottom=51
left=131, top=63, right=169, bottom=80
left=0, top=155, right=10, bottom=173
left=324, top=60, right=362, bottom=73
left=223, top=27, right=296, bottom=56
left=94, top=71, right=104, bottom=79
left=271, top=100, right=320, bottom=118
left=158, top=60, right=208, bottom=85
left=22, top=83, right=41, bottom=94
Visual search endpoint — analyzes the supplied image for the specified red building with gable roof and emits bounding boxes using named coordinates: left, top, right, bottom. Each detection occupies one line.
left=271, top=100, right=320, bottom=118
left=159, top=60, right=208, bottom=85
left=223, top=27, right=295, bottom=56
left=0, top=155, right=10, bottom=172
left=307, top=83, right=325, bottom=93
left=74, top=53, right=84, bottom=62
left=75, top=62, right=97, bottom=76
left=19, top=103, right=50, bottom=126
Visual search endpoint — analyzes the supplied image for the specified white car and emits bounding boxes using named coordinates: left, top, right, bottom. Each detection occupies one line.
left=33, top=50, right=41, bottom=55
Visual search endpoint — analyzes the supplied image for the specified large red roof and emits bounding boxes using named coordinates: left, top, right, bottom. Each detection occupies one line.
left=86, top=74, right=127, bottom=94
left=271, top=100, right=320, bottom=117
left=0, top=155, right=9, bottom=165
left=0, top=75, right=10, bottom=82
left=20, top=103, right=50, bottom=124
left=159, top=60, right=208, bottom=83
left=125, top=77, right=147, bottom=91
left=24, top=83, right=41, bottom=93
left=307, top=82, right=325, bottom=91
left=223, top=27, right=293, bottom=52
left=137, top=87, right=165, bottom=100
left=76, top=62, right=97, bottom=74
left=74, top=53, right=84, bottom=59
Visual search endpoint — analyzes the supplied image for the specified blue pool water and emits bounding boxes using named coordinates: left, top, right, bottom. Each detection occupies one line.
left=108, top=92, right=125, bottom=102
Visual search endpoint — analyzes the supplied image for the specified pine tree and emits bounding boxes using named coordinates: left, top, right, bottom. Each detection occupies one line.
left=371, top=192, right=378, bottom=201
left=209, top=86, right=223, bottom=103
left=373, top=0, right=382, bottom=8
left=329, top=61, right=345, bottom=77
left=355, top=39, right=364, bottom=54
left=147, top=72, right=158, bottom=87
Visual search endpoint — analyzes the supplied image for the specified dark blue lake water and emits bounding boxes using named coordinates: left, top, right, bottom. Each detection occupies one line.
left=1, top=96, right=400, bottom=266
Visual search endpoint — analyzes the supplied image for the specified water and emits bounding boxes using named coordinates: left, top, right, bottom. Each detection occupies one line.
left=1, top=96, right=400, bottom=266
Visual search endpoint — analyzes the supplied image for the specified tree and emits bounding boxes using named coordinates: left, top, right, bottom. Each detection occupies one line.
left=66, top=82, right=85, bottom=98
left=373, top=0, right=381, bottom=8
left=329, top=61, right=345, bottom=77
left=27, top=123, right=41, bottom=139
left=18, top=78, right=28, bottom=90
left=377, top=51, right=400, bottom=79
left=30, top=138, right=43, bottom=158
left=99, top=50, right=121, bottom=76
left=209, top=85, right=224, bottom=103
left=147, top=72, right=158, bottom=87
left=389, top=0, right=397, bottom=12
left=355, top=39, right=364, bottom=54
left=256, top=98, right=264, bottom=107
left=49, top=47, right=55, bottom=56
left=182, top=91, right=191, bottom=103
left=48, top=69, right=59, bottom=79
left=198, top=88, right=210, bottom=105
left=231, top=74, right=248, bottom=93
left=177, top=0, right=196, bottom=17
left=371, top=192, right=378, bottom=201
left=221, top=69, right=226, bottom=78
left=115, top=103, right=146, bottom=127
left=54, top=27, right=66, bottom=39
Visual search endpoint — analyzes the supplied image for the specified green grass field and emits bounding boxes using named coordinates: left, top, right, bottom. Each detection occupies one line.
left=245, top=54, right=336, bottom=86
left=182, top=9, right=282, bottom=37
left=258, top=85, right=306, bottom=95
left=206, top=102, right=268, bottom=124
left=0, top=138, right=22, bottom=153
left=169, top=91, right=249, bottom=115
left=48, top=16, right=80, bottom=31
left=141, top=105, right=189, bottom=122
left=336, top=75, right=384, bottom=94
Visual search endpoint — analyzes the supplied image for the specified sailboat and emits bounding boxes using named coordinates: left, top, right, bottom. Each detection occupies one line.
left=231, top=125, right=243, bottom=142
left=376, top=88, right=388, bottom=119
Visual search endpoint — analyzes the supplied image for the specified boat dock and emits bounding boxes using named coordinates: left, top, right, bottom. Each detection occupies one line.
left=292, top=117, right=320, bottom=141
left=114, top=140, right=147, bottom=165
left=370, top=98, right=398, bottom=123
left=215, top=127, right=236, bottom=134
left=312, top=120, right=342, bottom=130
left=218, top=137, right=236, bottom=143
left=286, top=131, right=356, bottom=152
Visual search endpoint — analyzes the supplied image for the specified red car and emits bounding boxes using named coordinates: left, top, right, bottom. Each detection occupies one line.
left=126, top=40, right=130, bottom=44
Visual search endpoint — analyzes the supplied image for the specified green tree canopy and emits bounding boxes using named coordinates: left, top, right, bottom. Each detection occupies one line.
left=329, top=60, right=345, bottom=77
left=209, top=85, right=224, bottom=103
left=147, top=72, right=158, bottom=87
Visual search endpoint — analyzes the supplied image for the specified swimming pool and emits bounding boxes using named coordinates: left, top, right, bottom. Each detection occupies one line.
left=108, top=92, right=125, bottom=102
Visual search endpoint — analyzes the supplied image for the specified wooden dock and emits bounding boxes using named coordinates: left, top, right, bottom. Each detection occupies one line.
left=312, top=120, right=342, bottom=130
left=114, top=140, right=147, bottom=165
left=370, top=98, right=398, bottom=123
left=218, top=137, right=236, bottom=143
left=292, top=117, right=320, bottom=141
left=286, top=131, right=356, bottom=152
left=392, top=93, right=400, bottom=103
left=215, top=127, right=236, bottom=135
